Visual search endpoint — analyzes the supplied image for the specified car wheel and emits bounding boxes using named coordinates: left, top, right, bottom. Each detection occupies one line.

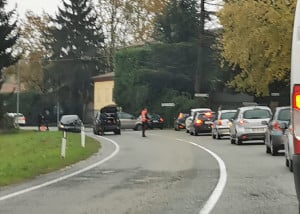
left=136, top=124, right=142, bottom=131
left=216, top=132, right=221, bottom=140
left=266, top=145, right=271, bottom=154
left=286, top=156, right=289, bottom=167
left=270, top=140, right=278, bottom=156
left=235, top=136, right=242, bottom=145
left=289, top=160, right=293, bottom=172
left=230, top=135, right=235, bottom=144
left=212, top=132, right=216, bottom=139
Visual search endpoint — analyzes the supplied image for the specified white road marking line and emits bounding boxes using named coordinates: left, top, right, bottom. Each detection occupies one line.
left=176, top=138, right=227, bottom=214
left=0, top=136, right=119, bottom=201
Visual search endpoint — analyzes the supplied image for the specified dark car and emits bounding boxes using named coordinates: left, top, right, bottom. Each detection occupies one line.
left=93, top=105, right=121, bottom=135
left=135, top=113, right=165, bottom=130
left=189, top=110, right=216, bottom=136
left=265, top=106, right=291, bottom=156
left=174, top=112, right=189, bottom=131
left=149, top=113, right=165, bottom=129
left=58, top=114, right=82, bottom=132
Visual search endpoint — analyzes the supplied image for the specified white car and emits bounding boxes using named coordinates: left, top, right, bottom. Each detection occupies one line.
left=185, top=108, right=212, bottom=133
left=212, top=109, right=237, bottom=139
left=6, top=112, right=26, bottom=126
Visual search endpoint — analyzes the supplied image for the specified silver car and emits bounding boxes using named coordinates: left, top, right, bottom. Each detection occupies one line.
left=265, top=106, right=290, bottom=156
left=117, top=112, right=138, bottom=130
left=229, top=106, right=272, bottom=145
left=212, top=109, right=237, bottom=139
left=282, top=122, right=294, bottom=172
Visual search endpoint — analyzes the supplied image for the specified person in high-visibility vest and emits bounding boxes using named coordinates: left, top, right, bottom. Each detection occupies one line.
left=141, top=108, right=149, bottom=137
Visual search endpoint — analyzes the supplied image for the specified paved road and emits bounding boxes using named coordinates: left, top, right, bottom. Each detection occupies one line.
left=0, top=129, right=298, bottom=214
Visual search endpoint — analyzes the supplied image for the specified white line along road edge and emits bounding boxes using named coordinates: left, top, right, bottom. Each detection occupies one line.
left=176, top=139, right=227, bottom=214
left=0, top=136, right=120, bottom=201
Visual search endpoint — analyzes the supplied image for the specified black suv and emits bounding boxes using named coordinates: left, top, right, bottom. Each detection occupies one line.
left=93, top=105, right=121, bottom=135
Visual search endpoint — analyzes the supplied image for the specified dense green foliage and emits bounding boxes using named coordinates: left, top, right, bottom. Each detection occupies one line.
left=0, top=130, right=100, bottom=186
left=153, top=0, right=202, bottom=43
left=114, top=41, right=225, bottom=118
left=43, top=0, right=106, bottom=117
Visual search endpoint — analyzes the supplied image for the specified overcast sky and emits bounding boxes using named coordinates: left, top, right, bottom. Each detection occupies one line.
left=6, top=0, right=62, bottom=18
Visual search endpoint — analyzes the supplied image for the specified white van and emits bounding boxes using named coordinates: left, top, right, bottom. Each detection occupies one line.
left=291, top=0, right=300, bottom=212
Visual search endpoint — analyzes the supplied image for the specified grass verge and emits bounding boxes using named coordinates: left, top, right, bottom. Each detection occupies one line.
left=0, top=130, right=100, bottom=187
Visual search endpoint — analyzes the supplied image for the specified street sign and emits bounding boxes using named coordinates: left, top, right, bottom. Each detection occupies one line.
left=161, top=103, right=175, bottom=107
left=194, top=93, right=209, bottom=98
left=271, top=93, right=280, bottom=96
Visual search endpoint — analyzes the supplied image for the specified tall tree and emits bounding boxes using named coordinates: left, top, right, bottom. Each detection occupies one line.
left=97, top=0, right=168, bottom=73
left=0, top=0, right=19, bottom=125
left=217, top=0, right=295, bottom=96
left=0, top=0, right=19, bottom=88
left=44, top=0, right=106, bottom=118
left=153, top=0, right=218, bottom=93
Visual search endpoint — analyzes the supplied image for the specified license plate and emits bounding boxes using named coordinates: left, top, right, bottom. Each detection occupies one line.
left=153, top=120, right=158, bottom=123
left=205, top=121, right=212, bottom=124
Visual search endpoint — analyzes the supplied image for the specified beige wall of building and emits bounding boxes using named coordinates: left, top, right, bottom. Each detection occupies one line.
left=93, top=72, right=115, bottom=111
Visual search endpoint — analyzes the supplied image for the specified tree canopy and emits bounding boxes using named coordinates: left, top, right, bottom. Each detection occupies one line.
left=43, top=0, right=106, bottom=116
left=217, top=0, right=295, bottom=96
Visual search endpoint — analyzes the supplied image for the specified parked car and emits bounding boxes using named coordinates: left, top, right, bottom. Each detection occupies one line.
left=6, top=112, right=26, bottom=126
left=93, top=105, right=121, bottom=135
left=185, top=108, right=212, bottom=133
left=212, top=109, right=237, bottom=139
left=229, top=106, right=272, bottom=145
left=282, top=122, right=294, bottom=172
left=189, top=110, right=216, bottom=136
left=174, top=112, right=189, bottom=131
left=265, top=106, right=291, bottom=156
left=117, top=112, right=138, bottom=130
left=58, top=114, right=82, bottom=132
left=135, top=113, right=165, bottom=130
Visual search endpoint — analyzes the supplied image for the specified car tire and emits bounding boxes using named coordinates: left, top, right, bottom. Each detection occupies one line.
left=230, top=136, right=235, bottom=144
left=212, top=132, right=216, bottom=139
left=216, top=132, right=221, bottom=139
left=114, top=130, right=121, bottom=135
left=135, top=124, right=142, bottom=131
left=270, top=140, right=278, bottom=156
left=266, top=145, right=271, bottom=154
left=289, top=160, right=293, bottom=172
left=235, top=136, right=242, bottom=145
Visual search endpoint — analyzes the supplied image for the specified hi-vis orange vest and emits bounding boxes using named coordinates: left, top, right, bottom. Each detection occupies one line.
left=141, top=109, right=148, bottom=122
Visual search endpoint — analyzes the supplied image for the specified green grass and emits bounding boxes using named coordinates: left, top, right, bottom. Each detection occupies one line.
left=0, top=130, right=101, bottom=187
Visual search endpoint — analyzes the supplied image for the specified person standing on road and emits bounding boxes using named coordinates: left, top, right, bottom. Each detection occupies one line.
left=141, top=108, right=149, bottom=137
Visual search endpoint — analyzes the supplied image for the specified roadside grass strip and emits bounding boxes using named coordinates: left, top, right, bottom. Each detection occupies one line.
left=0, top=135, right=119, bottom=201
left=0, top=130, right=100, bottom=187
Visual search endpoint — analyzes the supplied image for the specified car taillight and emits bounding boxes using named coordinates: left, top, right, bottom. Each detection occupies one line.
left=218, top=120, right=222, bottom=126
left=195, top=119, right=203, bottom=126
left=160, top=118, right=164, bottom=122
left=239, top=119, right=247, bottom=126
left=273, top=121, right=281, bottom=131
left=293, top=84, right=300, bottom=154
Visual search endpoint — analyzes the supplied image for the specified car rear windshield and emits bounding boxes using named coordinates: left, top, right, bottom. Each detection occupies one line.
left=243, top=109, right=271, bottom=119
left=61, top=115, right=79, bottom=123
left=220, top=112, right=236, bottom=119
left=278, top=108, right=291, bottom=121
